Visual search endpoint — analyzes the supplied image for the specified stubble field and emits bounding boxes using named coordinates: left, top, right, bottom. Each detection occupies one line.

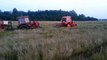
left=0, top=21, right=107, bottom=60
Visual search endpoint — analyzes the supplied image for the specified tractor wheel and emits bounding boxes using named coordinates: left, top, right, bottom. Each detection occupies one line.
left=18, top=25, right=29, bottom=30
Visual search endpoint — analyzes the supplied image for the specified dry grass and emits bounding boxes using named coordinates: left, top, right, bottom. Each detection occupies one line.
left=0, top=21, right=107, bottom=60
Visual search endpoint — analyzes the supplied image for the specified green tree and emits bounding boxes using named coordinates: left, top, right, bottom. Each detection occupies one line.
left=69, top=10, right=78, bottom=20
left=12, top=8, right=18, bottom=20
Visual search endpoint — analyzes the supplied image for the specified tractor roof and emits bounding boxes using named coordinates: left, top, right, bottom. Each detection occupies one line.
left=62, top=16, right=72, bottom=22
left=18, top=16, right=29, bottom=19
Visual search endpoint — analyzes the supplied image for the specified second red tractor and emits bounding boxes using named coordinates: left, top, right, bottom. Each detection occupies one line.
left=56, top=16, right=77, bottom=28
left=17, top=16, right=39, bottom=29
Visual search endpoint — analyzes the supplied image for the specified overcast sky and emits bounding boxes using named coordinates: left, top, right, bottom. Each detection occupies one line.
left=0, top=0, right=107, bottom=19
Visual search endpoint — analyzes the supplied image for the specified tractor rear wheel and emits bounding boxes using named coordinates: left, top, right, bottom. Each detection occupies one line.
left=18, top=25, right=29, bottom=30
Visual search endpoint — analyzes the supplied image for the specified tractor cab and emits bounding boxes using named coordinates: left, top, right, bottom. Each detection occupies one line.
left=61, top=16, right=72, bottom=23
left=18, top=16, right=30, bottom=25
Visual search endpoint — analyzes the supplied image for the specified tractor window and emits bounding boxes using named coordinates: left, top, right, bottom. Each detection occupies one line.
left=62, top=18, right=66, bottom=22
left=3, top=21, right=8, bottom=25
left=19, top=18, right=25, bottom=24
left=25, top=18, right=29, bottom=23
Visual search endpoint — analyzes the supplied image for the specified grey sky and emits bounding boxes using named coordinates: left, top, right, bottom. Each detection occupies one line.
left=0, top=0, right=107, bottom=19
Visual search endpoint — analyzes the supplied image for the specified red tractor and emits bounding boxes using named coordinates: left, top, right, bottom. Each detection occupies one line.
left=60, top=16, right=77, bottom=28
left=17, top=16, right=39, bottom=29
left=0, top=21, right=12, bottom=31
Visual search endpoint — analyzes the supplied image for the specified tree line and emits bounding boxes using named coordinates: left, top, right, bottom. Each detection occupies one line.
left=0, top=8, right=98, bottom=21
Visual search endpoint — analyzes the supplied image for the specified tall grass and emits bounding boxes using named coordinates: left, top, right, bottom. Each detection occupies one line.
left=0, top=21, right=107, bottom=60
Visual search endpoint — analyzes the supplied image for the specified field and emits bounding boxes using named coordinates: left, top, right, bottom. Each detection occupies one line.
left=0, top=21, right=107, bottom=60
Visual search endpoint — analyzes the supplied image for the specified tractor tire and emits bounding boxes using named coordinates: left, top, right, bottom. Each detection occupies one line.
left=18, top=25, right=29, bottom=30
